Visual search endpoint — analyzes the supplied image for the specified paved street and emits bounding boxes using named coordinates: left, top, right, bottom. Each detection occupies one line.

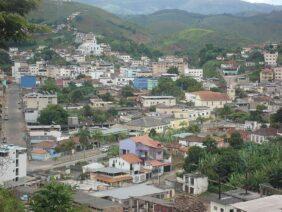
left=3, top=84, right=26, bottom=147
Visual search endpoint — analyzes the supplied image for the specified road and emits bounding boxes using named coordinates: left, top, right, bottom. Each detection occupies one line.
left=3, top=84, right=26, bottom=147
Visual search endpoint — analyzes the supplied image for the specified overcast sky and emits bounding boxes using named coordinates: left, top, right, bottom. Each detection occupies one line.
left=244, top=0, right=282, bottom=5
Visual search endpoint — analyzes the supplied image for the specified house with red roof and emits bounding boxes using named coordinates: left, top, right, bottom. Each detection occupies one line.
left=186, top=91, right=231, bottom=109
left=119, top=135, right=163, bottom=161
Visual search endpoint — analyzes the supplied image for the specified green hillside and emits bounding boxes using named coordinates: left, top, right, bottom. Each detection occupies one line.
left=28, top=0, right=150, bottom=43
left=156, top=28, right=250, bottom=53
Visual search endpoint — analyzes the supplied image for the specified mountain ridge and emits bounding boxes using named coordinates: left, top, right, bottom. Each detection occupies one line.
left=76, top=0, right=282, bottom=15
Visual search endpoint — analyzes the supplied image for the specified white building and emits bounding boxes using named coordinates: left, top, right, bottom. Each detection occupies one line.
left=78, top=37, right=102, bottom=56
left=24, top=109, right=39, bottom=124
left=140, top=96, right=176, bottom=108
left=264, top=52, right=278, bottom=66
left=185, top=68, right=203, bottom=82
left=117, top=54, right=132, bottom=63
left=12, top=62, right=29, bottom=82
left=183, top=173, right=208, bottom=195
left=0, top=145, right=27, bottom=185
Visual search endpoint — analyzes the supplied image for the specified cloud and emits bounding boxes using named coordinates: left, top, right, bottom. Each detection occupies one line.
left=244, top=0, right=282, bottom=5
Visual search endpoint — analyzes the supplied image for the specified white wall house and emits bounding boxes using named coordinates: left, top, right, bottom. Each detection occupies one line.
left=183, top=173, right=208, bottom=195
left=0, top=145, right=27, bottom=185
left=264, top=52, right=278, bottom=67
left=185, top=68, right=203, bottom=82
left=140, top=96, right=176, bottom=108
left=23, top=92, right=57, bottom=111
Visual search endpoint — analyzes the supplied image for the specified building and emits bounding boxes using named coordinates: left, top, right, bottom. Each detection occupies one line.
left=260, top=68, right=274, bottom=82
left=140, top=96, right=176, bottom=108
left=90, top=183, right=173, bottom=207
left=20, top=75, right=36, bottom=89
left=73, top=192, right=124, bottom=212
left=186, top=91, right=231, bottom=109
left=250, top=127, right=281, bottom=143
left=133, top=78, right=158, bottom=90
left=221, top=62, right=240, bottom=75
left=119, top=135, right=163, bottom=161
left=184, top=68, right=203, bottom=81
left=123, top=116, right=188, bottom=134
left=152, top=56, right=187, bottom=76
left=89, top=98, right=113, bottom=110
left=183, top=173, right=208, bottom=195
left=273, top=67, right=282, bottom=81
left=90, top=167, right=132, bottom=187
left=0, top=145, right=27, bottom=185
left=264, top=52, right=278, bottom=66
left=109, top=154, right=146, bottom=183
left=231, top=195, right=282, bottom=212
left=24, top=109, right=39, bottom=124
left=207, top=189, right=261, bottom=212
left=23, top=92, right=57, bottom=111
left=78, top=37, right=102, bottom=56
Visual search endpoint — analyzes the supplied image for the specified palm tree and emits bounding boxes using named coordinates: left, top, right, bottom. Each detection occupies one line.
left=78, top=128, right=91, bottom=160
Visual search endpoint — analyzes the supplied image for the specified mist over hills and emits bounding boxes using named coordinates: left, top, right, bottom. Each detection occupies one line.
left=76, top=0, right=282, bottom=15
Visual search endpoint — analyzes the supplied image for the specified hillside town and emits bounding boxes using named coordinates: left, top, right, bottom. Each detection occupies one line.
left=0, top=1, right=282, bottom=212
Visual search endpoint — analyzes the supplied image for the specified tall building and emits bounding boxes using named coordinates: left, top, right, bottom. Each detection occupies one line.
left=264, top=52, right=278, bottom=67
left=0, top=145, right=27, bottom=185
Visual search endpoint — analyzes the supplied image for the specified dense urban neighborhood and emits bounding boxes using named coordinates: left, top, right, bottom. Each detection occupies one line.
left=0, top=0, right=281, bottom=211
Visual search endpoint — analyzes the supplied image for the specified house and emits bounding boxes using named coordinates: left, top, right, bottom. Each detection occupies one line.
left=23, top=92, right=57, bottom=111
left=231, top=195, right=282, bottom=212
left=109, top=154, right=146, bottom=183
left=133, top=78, right=158, bottom=90
left=90, top=183, right=173, bottom=207
left=140, top=96, right=176, bottom=108
left=119, top=135, right=163, bottom=161
left=144, top=159, right=172, bottom=177
left=186, top=91, right=231, bottom=109
left=273, top=67, right=282, bottom=81
left=73, top=192, right=124, bottom=212
left=32, top=141, right=60, bottom=160
left=183, top=173, right=208, bottom=195
left=77, top=37, right=102, bottom=56
left=123, top=116, right=189, bottom=134
left=89, top=98, right=113, bottom=110
left=31, top=149, right=50, bottom=161
left=184, top=68, right=203, bottom=81
left=0, top=145, right=27, bottom=185
left=206, top=189, right=261, bottom=212
left=264, top=52, right=278, bottom=66
left=221, top=62, right=240, bottom=75
left=178, top=135, right=206, bottom=148
left=24, top=109, right=39, bottom=124
left=260, top=68, right=274, bottom=82
left=90, top=167, right=132, bottom=187
left=250, top=127, right=281, bottom=143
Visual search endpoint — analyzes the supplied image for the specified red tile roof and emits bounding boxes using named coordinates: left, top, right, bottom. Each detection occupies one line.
left=33, top=141, right=56, bottom=149
left=131, top=135, right=163, bottom=149
left=31, top=149, right=48, bottom=155
left=192, top=91, right=230, bottom=101
left=121, top=153, right=142, bottom=164
left=146, top=160, right=170, bottom=167
left=253, top=128, right=280, bottom=136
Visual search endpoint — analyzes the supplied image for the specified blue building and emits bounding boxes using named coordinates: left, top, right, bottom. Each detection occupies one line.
left=133, top=78, right=158, bottom=90
left=20, top=75, right=36, bottom=89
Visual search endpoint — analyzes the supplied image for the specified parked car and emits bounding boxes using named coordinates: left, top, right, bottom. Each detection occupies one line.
left=100, top=145, right=110, bottom=152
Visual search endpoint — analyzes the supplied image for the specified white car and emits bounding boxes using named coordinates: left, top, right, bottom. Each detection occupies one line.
left=100, top=146, right=110, bottom=152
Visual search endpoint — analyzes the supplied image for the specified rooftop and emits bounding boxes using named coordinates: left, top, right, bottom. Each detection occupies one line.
left=130, top=135, right=163, bottom=149
left=192, top=91, right=230, bottom=101
left=90, top=183, right=166, bottom=200
left=94, top=167, right=128, bottom=174
left=231, top=195, right=282, bottom=212
left=121, top=153, right=142, bottom=164
left=141, top=96, right=175, bottom=99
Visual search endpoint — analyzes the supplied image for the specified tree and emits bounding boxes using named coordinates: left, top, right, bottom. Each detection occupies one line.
left=187, top=124, right=200, bottom=133
left=167, top=66, right=179, bottom=75
left=0, top=187, right=24, bottom=212
left=38, top=78, right=59, bottom=93
left=149, top=129, right=157, bottom=137
left=268, top=165, right=282, bottom=189
left=38, top=105, right=68, bottom=125
left=121, top=85, right=134, bottom=97
left=151, top=77, right=184, bottom=99
left=175, top=76, right=203, bottom=92
left=30, top=181, right=74, bottom=212
left=55, top=139, right=75, bottom=159
left=0, top=0, right=42, bottom=47
left=203, top=137, right=217, bottom=152
left=82, top=105, right=93, bottom=118
left=108, top=107, right=118, bottom=117
left=70, top=89, right=84, bottom=103
left=107, top=145, right=119, bottom=158
left=183, top=146, right=205, bottom=173
left=229, top=132, right=244, bottom=149
left=270, top=107, right=282, bottom=127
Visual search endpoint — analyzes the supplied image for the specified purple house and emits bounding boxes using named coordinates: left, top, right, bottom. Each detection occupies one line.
left=119, top=135, right=163, bottom=161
